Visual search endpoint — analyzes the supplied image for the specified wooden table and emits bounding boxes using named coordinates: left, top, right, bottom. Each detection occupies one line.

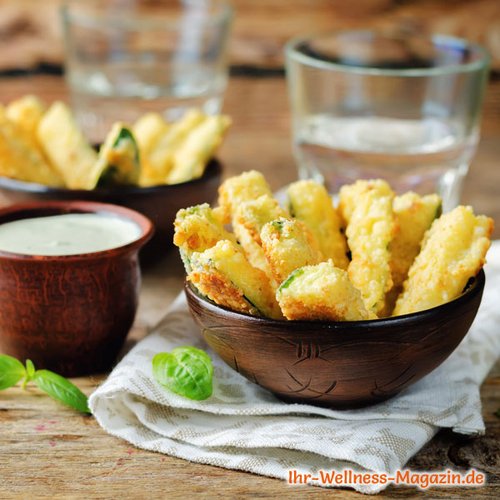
left=0, top=0, right=499, bottom=496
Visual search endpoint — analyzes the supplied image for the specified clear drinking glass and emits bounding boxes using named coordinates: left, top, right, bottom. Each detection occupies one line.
left=285, top=30, right=490, bottom=211
left=62, top=0, right=232, bottom=143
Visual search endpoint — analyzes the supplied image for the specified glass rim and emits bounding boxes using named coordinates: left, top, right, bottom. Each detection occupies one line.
left=61, top=0, right=233, bottom=30
left=285, top=30, right=490, bottom=77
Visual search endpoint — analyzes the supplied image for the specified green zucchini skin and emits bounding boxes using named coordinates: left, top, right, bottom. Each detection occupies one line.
left=97, top=125, right=140, bottom=186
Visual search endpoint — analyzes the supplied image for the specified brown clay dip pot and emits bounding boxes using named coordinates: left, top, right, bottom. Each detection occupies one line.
left=0, top=201, right=153, bottom=376
left=185, top=271, right=485, bottom=409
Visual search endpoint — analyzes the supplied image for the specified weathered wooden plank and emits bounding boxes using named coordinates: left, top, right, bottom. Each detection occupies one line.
left=0, top=361, right=497, bottom=498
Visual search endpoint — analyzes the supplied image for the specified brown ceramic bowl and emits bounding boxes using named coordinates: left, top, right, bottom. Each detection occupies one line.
left=0, top=159, right=222, bottom=265
left=0, top=201, right=153, bottom=376
left=185, top=271, right=485, bottom=409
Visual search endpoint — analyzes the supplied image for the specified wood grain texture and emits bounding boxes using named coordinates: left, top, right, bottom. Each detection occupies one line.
left=0, top=72, right=498, bottom=497
left=0, top=365, right=498, bottom=499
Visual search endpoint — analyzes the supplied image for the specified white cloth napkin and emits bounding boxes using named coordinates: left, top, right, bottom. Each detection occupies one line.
left=89, top=241, right=500, bottom=494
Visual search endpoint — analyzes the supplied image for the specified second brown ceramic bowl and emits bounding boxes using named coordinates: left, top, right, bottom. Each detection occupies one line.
left=0, top=159, right=222, bottom=265
left=186, top=271, right=485, bottom=409
left=0, top=201, right=153, bottom=376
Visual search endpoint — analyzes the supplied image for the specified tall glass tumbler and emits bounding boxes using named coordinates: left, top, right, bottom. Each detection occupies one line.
left=285, top=31, right=490, bottom=211
left=62, top=0, right=232, bottom=143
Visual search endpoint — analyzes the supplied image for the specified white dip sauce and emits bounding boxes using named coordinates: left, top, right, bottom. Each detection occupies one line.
left=0, top=213, right=142, bottom=255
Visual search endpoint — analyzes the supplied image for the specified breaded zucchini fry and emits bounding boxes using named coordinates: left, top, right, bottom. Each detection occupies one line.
left=189, top=240, right=282, bottom=319
left=37, top=101, right=97, bottom=189
left=287, top=180, right=349, bottom=269
left=167, top=115, right=231, bottom=184
left=174, top=203, right=236, bottom=251
left=390, top=192, right=441, bottom=289
left=235, top=195, right=289, bottom=246
left=276, top=260, right=371, bottom=321
left=339, top=178, right=393, bottom=225
left=340, top=179, right=395, bottom=315
left=218, top=170, right=273, bottom=224
left=233, top=194, right=289, bottom=278
left=133, top=112, right=168, bottom=154
left=173, top=203, right=237, bottom=271
left=261, top=217, right=323, bottom=284
left=133, top=113, right=169, bottom=186
left=0, top=107, right=62, bottom=186
left=380, top=192, right=441, bottom=317
left=92, top=123, right=140, bottom=186
left=147, top=109, right=205, bottom=184
left=393, top=206, right=493, bottom=316
left=6, top=95, right=46, bottom=141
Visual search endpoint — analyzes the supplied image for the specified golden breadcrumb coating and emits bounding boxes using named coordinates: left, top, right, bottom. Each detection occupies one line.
left=235, top=195, right=288, bottom=246
left=6, top=95, right=46, bottom=141
left=0, top=108, right=63, bottom=187
left=233, top=194, right=289, bottom=280
left=339, top=178, right=393, bottom=225
left=174, top=203, right=235, bottom=252
left=174, top=170, right=492, bottom=322
left=173, top=203, right=237, bottom=272
left=146, top=109, right=204, bottom=183
left=261, top=217, right=324, bottom=284
left=217, top=170, right=273, bottom=224
left=277, top=260, right=371, bottom=321
left=390, top=192, right=442, bottom=289
left=287, top=180, right=349, bottom=269
left=168, top=115, right=231, bottom=184
left=188, top=240, right=283, bottom=319
left=339, top=180, right=395, bottom=315
left=393, top=205, right=493, bottom=316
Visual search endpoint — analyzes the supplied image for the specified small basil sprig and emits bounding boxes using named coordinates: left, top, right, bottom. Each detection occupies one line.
left=0, top=355, right=26, bottom=390
left=0, top=354, right=90, bottom=414
left=152, top=346, right=213, bottom=401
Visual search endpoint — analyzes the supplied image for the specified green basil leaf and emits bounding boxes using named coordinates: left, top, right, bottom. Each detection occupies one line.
left=0, top=354, right=26, bottom=390
left=25, top=359, right=36, bottom=380
left=33, top=370, right=90, bottom=414
left=152, top=346, right=213, bottom=401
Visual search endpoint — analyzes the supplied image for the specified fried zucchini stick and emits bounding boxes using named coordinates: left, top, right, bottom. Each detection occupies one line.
left=261, top=217, right=323, bottom=284
left=276, top=260, right=371, bottom=321
left=217, top=170, right=273, bottom=224
left=6, top=95, right=46, bottom=142
left=168, top=115, right=231, bottom=184
left=0, top=107, right=62, bottom=186
left=233, top=194, right=289, bottom=279
left=147, top=109, right=205, bottom=182
left=393, top=206, right=493, bottom=316
left=390, top=192, right=442, bottom=289
left=287, top=180, right=349, bottom=269
left=37, top=101, right=97, bottom=189
left=339, top=180, right=395, bottom=316
left=189, top=240, right=283, bottom=319
left=133, top=113, right=169, bottom=186
left=173, top=203, right=236, bottom=271
left=379, top=192, right=441, bottom=317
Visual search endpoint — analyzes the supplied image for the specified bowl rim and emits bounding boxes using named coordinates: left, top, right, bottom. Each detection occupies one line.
left=185, top=268, right=485, bottom=329
left=0, top=200, right=154, bottom=261
left=0, top=158, right=222, bottom=195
